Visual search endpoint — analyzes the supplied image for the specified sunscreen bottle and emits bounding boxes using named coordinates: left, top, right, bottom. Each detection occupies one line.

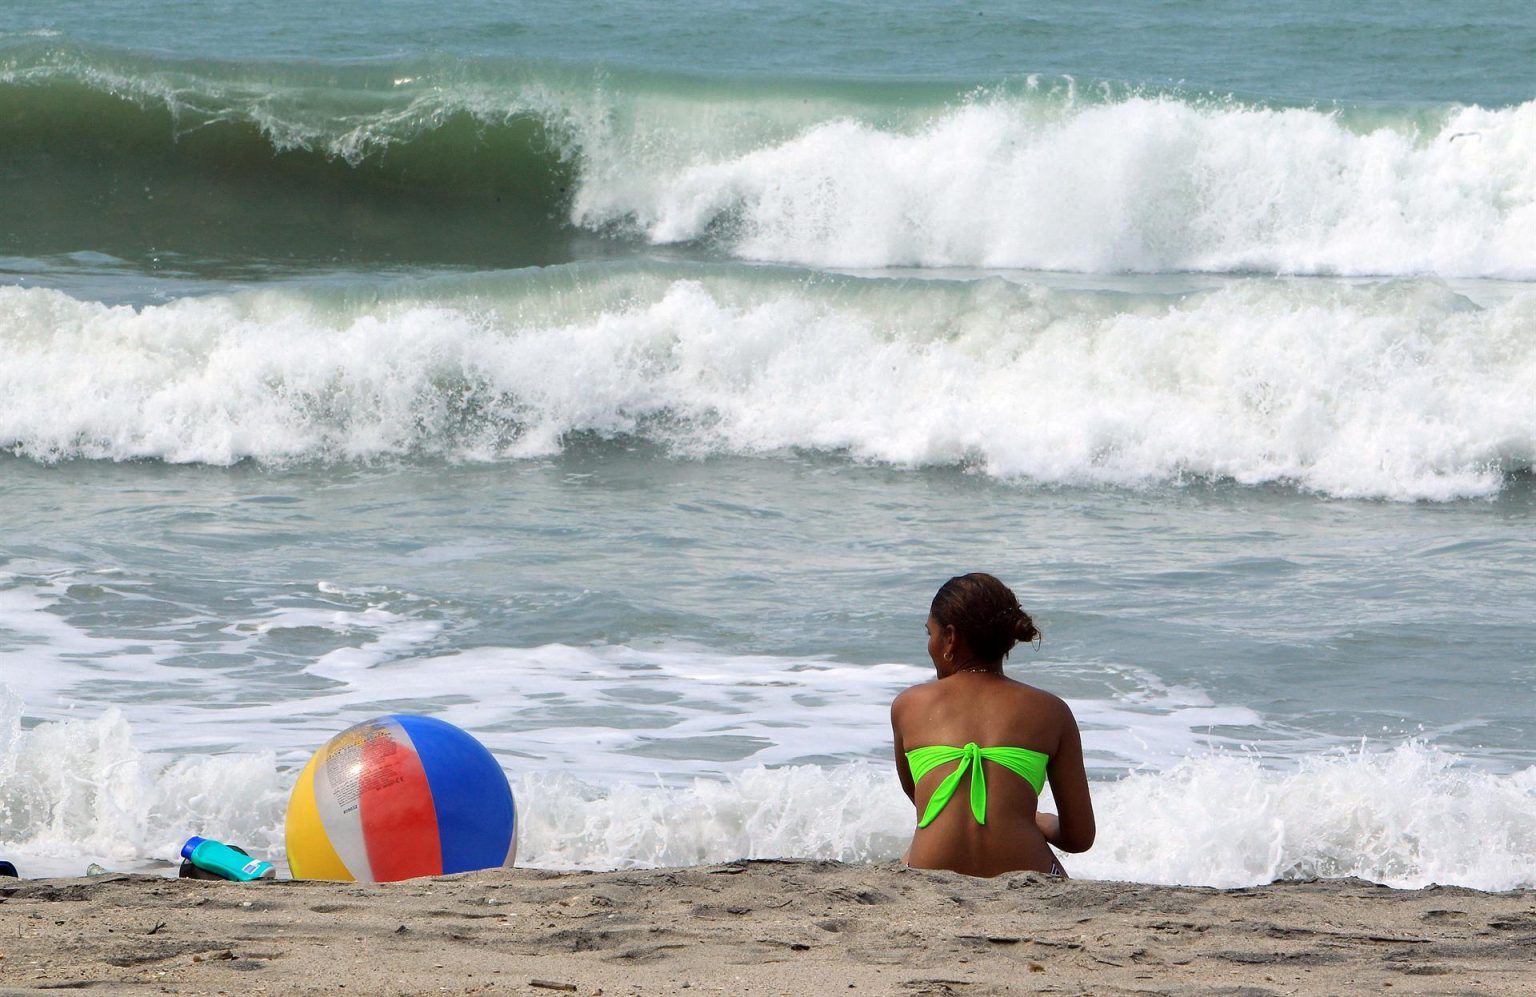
left=180, top=836, right=276, bottom=881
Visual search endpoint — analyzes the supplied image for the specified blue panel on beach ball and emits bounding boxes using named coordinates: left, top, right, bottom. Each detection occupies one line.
left=395, top=714, right=517, bottom=874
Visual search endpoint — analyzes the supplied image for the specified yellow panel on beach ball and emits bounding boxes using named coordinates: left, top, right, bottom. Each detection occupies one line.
left=285, top=749, right=352, bottom=882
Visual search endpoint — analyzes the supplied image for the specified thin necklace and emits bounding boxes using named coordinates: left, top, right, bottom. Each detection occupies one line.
left=952, top=662, right=999, bottom=675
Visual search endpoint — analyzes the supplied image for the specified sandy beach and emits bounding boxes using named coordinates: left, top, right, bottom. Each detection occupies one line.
left=2, top=862, right=1532, bottom=995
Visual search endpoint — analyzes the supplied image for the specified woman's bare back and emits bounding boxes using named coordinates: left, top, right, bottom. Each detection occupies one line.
left=892, top=674, right=1078, bottom=876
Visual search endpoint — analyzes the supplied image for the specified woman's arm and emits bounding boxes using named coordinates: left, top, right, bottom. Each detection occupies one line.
left=1042, top=706, right=1095, bottom=853
left=891, top=695, right=916, bottom=803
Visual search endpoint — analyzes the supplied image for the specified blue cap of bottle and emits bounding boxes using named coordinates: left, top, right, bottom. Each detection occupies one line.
left=180, top=835, right=208, bottom=859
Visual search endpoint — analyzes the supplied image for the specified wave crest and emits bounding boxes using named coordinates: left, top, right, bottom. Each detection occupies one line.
left=2, top=270, right=1533, bottom=499
left=4, top=45, right=1534, bottom=278
left=577, top=93, right=1536, bottom=278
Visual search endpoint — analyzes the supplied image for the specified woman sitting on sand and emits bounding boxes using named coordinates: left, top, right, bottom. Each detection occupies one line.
left=892, top=573, right=1094, bottom=877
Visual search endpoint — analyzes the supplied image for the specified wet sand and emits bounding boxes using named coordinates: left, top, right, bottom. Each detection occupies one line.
left=2, top=861, right=1533, bottom=995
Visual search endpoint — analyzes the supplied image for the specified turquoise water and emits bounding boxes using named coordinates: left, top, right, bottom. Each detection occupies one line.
left=11, top=1, right=1535, bottom=102
left=2, top=1, right=1534, bottom=888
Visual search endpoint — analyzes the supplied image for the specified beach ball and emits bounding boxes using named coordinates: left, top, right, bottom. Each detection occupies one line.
left=285, top=714, right=516, bottom=882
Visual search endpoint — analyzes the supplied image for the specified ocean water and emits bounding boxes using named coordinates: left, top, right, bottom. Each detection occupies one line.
left=2, top=1, right=1534, bottom=890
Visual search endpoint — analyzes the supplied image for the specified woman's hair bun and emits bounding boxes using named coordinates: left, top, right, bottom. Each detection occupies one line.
left=1012, top=607, right=1040, bottom=645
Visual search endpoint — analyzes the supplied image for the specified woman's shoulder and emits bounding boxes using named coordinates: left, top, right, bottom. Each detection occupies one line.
left=1008, top=677, right=1070, bottom=706
left=1004, top=679, right=1078, bottom=722
left=891, top=679, right=940, bottom=714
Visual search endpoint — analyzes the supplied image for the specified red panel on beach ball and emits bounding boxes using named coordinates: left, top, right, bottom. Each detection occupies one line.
left=357, top=726, right=443, bottom=881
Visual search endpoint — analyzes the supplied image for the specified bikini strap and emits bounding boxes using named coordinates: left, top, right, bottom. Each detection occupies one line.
left=906, top=743, right=1050, bottom=827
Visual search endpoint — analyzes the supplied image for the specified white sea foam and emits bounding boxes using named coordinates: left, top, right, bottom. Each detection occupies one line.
left=573, top=94, right=1536, bottom=279
left=1076, top=742, right=1536, bottom=891
left=0, top=690, right=286, bottom=879
left=514, top=766, right=911, bottom=871
left=3, top=273, right=1533, bottom=499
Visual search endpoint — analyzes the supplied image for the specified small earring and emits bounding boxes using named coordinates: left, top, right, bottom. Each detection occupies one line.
left=944, top=651, right=953, bottom=662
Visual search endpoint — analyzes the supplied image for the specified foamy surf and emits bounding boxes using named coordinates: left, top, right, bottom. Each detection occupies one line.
left=577, top=93, right=1536, bottom=278
left=1079, top=743, right=1536, bottom=891
left=3, top=270, right=1533, bottom=499
left=0, top=691, right=286, bottom=880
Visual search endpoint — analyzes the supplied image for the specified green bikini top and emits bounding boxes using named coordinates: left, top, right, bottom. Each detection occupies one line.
left=906, top=742, right=1050, bottom=828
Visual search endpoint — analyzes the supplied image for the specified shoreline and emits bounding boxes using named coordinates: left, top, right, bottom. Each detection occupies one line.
left=3, top=861, right=1533, bottom=995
